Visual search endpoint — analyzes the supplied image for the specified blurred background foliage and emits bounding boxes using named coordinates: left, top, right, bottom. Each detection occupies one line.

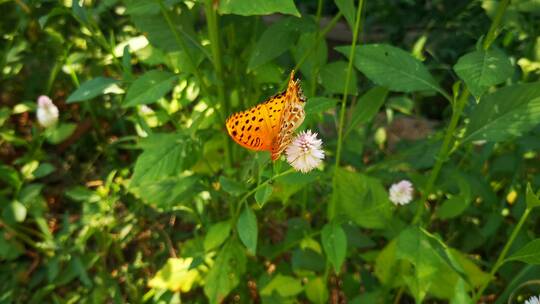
left=1, top=0, right=540, bottom=303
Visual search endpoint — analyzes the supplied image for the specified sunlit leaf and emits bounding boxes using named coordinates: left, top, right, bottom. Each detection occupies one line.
left=463, top=82, right=540, bottom=143
left=124, top=70, right=178, bottom=107
left=66, top=77, right=119, bottom=103
left=506, top=239, right=540, bottom=264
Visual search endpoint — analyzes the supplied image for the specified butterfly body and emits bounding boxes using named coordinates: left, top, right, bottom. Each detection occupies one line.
left=226, top=71, right=306, bottom=160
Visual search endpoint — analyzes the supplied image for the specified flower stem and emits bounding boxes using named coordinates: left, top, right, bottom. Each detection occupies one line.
left=329, top=0, right=364, bottom=220
left=204, top=0, right=232, bottom=168
left=412, top=89, right=469, bottom=225
left=334, top=0, right=364, bottom=168
left=473, top=207, right=532, bottom=302
left=483, top=0, right=510, bottom=50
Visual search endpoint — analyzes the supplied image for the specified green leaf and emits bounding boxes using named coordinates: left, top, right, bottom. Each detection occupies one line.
left=450, top=279, right=472, bottom=304
left=0, top=165, right=21, bottom=190
left=124, top=70, right=177, bottom=107
left=204, top=221, right=232, bottom=251
left=248, top=18, right=313, bottom=70
left=453, top=48, right=513, bottom=99
left=218, top=0, right=300, bottom=17
left=255, top=184, right=273, bottom=206
left=305, top=277, right=329, bottom=304
left=292, top=32, right=328, bottom=77
left=335, top=0, right=356, bottom=29
left=332, top=168, right=391, bottom=228
left=148, top=257, right=201, bottom=292
left=204, top=240, right=246, bottom=304
left=320, top=61, right=358, bottom=95
left=506, top=239, right=540, bottom=264
left=321, top=222, right=347, bottom=273
left=66, top=77, right=119, bottom=103
left=134, top=176, right=198, bottom=209
left=33, top=163, right=55, bottom=179
left=260, top=274, right=303, bottom=297
left=219, top=176, right=247, bottom=196
left=346, top=86, right=388, bottom=135
left=336, top=44, right=442, bottom=94
left=396, top=227, right=441, bottom=303
left=526, top=183, right=540, bottom=209
left=305, top=97, right=337, bottom=116
left=435, top=195, right=471, bottom=219
left=45, top=123, right=76, bottom=144
left=5, top=201, right=27, bottom=222
left=65, top=186, right=100, bottom=203
left=463, top=82, right=540, bottom=143
left=237, top=207, right=258, bottom=254
left=130, top=133, right=198, bottom=187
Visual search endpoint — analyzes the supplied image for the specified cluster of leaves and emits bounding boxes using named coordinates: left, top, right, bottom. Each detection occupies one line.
left=1, top=0, right=540, bottom=303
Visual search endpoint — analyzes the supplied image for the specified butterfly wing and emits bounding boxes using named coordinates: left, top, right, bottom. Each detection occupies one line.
left=225, top=103, right=273, bottom=151
left=271, top=71, right=307, bottom=160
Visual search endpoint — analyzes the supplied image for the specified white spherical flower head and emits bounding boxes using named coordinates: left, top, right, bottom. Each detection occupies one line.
left=285, top=130, right=324, bottom=173
left=389, top=180, right=414, bottom=206
left=526, top=296, right=540, bottom=304
left=36, top=95, right=59, bottom=128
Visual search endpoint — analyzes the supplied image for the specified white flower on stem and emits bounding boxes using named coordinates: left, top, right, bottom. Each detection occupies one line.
left=526, top=295, right=540, bottom=304
left=36, top=95, right=59, bottom=128
left=285, top=130, right=324, bottom=173
left=389, top=180, right=414, bottom=206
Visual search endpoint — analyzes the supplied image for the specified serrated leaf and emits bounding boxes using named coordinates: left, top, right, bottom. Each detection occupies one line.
left=336, top=44, right=442, bottom=94
left=255, top=184, right=273, bottom=206
left=218, top=0, right=300, bottom=17
left=66, top=77, right=119, bottom=103
left=321, top=222, right=347, bottom=273
left=148, top=257, right=201, bottom=292
left=453, top=48, right=513, bottom=99
left=506, top=239, right=540, bottom=264
left=134, top=176, right=198, bottom=210
left=237, top=207, right=258, bottom=254
left=130, top=133, right=198, bottom=187
left=463, top=82, right=540, bottom=143
left=123, top=70, right=177, bottom=107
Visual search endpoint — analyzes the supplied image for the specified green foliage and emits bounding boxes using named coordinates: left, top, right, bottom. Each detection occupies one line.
left=2, top=0, right=540, bottom=303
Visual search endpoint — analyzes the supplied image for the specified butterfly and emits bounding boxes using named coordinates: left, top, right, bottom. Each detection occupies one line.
left=226, top=70, right=306, bottom=161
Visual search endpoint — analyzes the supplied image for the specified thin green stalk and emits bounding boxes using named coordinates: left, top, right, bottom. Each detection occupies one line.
left=412, top=89, right=469, bottom=225
left=483, top=0, right=510, bottom=50
left=473, top=207, right=532, bottom=302
left=232, top=169, right=295, bottom=223
left=204, top=0, right=232, bottom=168
left=334, top=0, right=364, bottom=168
left=315, top=0, right=324, bottom=24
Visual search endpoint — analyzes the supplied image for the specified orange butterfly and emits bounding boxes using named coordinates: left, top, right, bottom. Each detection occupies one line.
left=226, top=70, right=306, bottom=161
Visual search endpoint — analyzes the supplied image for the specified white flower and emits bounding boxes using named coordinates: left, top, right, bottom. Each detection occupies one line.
left=389, top=180, right=414, bottom=206
left=526, top=295, right=540, bottom=304
left=285, top=130, right=324, bottom=173
left=36, top=95, right=59, bottom=128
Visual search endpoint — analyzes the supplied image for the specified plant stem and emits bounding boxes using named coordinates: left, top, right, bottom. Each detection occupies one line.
left=412, top=89, right=469, bottom=225
left=483, top=0, right=510, bottom=50
left=334, top=0, right=364, bottom=168
left=204, top=0, right=232, bottom=169
left=473, top=207, right=532, bottom=302
left=232, top=169, right=295, bottom=222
